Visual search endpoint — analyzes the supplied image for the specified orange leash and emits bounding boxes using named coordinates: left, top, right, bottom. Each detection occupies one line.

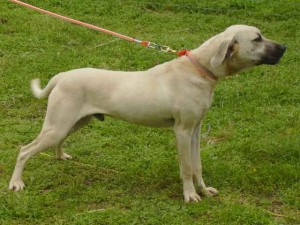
left=10, top=0, right=186, bottom=56
left=10, top=0, right=217, bottom=81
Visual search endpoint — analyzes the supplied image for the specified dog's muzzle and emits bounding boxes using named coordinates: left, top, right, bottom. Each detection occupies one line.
left=260, top=43, right=286, bottom=65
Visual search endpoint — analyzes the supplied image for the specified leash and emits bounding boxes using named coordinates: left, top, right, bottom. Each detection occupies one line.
left=10, top=0, right=184, bottom=56
left=10, top=0, right=218, bottom=81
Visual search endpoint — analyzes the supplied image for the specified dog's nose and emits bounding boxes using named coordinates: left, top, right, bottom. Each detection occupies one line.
left=275, top=44, right=286, bottom=57
left=280, top=44, right=287, bottom=52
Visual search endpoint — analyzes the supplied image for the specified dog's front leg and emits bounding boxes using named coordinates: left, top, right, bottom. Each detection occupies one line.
left=191, top=124, right=218, bottom=197
left=174, top=125, right=201, bottom=203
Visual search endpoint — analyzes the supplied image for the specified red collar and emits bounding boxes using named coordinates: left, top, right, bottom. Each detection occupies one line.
left=178, top=50, right=218, bottom=82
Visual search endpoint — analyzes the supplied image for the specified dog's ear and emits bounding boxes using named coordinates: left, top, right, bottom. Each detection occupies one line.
left=210, top=37, right=238, bottom=68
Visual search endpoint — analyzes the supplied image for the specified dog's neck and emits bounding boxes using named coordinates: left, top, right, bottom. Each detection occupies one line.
left=184, top=50, right=218, bottom=82
left=190, top=33, right=233, bottom=78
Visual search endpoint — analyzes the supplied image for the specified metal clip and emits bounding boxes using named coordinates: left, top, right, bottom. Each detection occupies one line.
left=146, top=42, right=177, bottom=54
left=159, top=45, right=171, bottom=52
left=147, top=42, right=159, bottom=49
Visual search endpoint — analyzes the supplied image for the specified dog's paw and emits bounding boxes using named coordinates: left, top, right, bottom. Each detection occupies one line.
left=201, top=186, right=218, bottom=197
left=57, top=152, right=73, bottom=160
left=9, top=180, right=25, bottom=192
left=184, top=191, right=202, bottom=203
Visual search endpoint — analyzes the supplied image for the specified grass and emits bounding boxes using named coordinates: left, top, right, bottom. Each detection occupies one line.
left=1, top=0, right=299, bottom=224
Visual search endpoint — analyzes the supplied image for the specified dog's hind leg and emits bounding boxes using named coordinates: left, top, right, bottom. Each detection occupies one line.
left=9, top=126, right=72, bottom=191
left=56, top=141, right=73, bottom=160
left=9, top=91, right=84, bottom=191
left=56, top=116, right=92, bottom=160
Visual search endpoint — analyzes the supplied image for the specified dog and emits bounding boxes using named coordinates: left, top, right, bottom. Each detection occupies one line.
left=9, top=25, right=286, bottom=203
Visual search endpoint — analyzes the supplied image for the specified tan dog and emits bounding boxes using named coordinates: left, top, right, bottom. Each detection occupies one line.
left=9, top=25, right=285, bottom=203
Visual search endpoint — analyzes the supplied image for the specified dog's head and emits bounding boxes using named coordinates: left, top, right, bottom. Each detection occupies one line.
left=210, top=25, right=286, bottom=76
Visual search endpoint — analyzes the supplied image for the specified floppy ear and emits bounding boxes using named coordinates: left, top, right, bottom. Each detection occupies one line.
left=210, top=37, right=237, bottom=68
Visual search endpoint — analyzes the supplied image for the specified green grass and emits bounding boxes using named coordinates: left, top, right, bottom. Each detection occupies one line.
left=1, top=0, right=299, bottom=224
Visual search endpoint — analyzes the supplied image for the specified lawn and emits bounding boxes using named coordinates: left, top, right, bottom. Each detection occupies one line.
left=0, top=0, right=299, bottom=224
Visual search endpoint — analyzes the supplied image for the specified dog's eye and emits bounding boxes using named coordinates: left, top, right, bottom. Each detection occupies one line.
left=253, top=34, right=262, bottom=42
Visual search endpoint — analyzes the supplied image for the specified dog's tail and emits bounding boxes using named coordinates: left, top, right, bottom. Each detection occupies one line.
left=31, top=75, right=60, bottom=99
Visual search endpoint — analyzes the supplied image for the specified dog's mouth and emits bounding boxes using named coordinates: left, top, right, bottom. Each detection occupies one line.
left=261, top=57, right=281, bottom=65
left=259, top=43, right=286, bottom=65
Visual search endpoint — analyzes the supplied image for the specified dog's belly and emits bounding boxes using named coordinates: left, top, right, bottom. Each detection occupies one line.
left=84, top=95, right=176, bottom=127
left=109, top=113, right=175, bottom=128
left=93, top=100, right=175, bottom=128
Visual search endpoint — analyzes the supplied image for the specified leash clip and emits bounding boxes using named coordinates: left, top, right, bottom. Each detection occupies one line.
left=148, top=42, right=177, bottom=54
left=159, top=45, right=170, bottom=52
